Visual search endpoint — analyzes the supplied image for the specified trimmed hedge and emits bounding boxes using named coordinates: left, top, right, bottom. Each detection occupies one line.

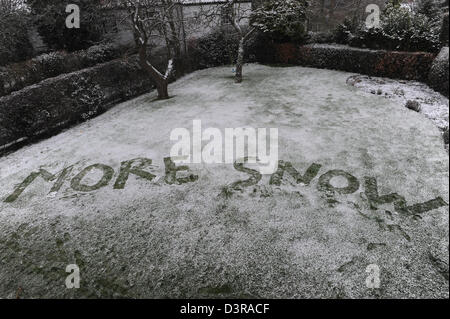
left=0, top=44, right=132, bottom=97
left=270, top=43, right=436, bottom=82
left=428, top=46, right=449, bottom=97
left=0, top=56, right=152, bottom=152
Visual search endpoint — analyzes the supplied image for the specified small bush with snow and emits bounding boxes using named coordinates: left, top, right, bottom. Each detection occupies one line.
left=0, top=9, right=34, bottom=66
left=405, top=100, right=422, bottom=112
left=252, top=0, right=309, bottom=43
left=428, top=46, right=449, bottom=97
left=188, top=28, right=240, bottom=69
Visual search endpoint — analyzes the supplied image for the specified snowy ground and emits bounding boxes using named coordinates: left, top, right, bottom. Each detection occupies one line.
left=0, top=64, right=448, bottom=298
left=347, top=75, right=449, bottom=132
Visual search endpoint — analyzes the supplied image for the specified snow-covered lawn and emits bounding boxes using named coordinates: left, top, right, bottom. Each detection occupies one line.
left=0, top=64, right=448, bottom=298
left=348, top=74, right=449, bottom=132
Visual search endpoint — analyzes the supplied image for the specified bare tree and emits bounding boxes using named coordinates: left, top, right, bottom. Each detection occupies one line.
left=226, top=0, right=256, bottom=83
left=122, top=0, right=185, bottom=99
left=228, top=0, right=256, bottom=83
left=198, top=0, right=255, bottom=83
left=112, top=0, right=255, bottom=89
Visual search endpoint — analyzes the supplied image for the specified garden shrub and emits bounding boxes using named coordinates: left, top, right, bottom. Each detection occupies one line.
left=305, top=31, right=335, bottom=45
left=26, top=0, right=106, bottom=52
left=188, top=27, right=258, bottom=69
left=333, top=16, right=360, bottom=45
left=190, top=27, right=239, bottom=68
left=415, top=0, right=441, bottom=21
left=247, top=31, right=277, bottom=64
left=378, top=2, right=441, bottom=52
left=333, top=1, right=442, bottom=52
left=252, top=0, right=309, bottom=43
left=0, top=11, right=34, bottom=66
left=428, top=46, right=449, bottom=97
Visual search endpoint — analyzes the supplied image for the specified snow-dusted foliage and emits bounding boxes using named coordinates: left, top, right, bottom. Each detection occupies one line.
left=189, top=28, right=241, bottom=68
left=0, top=44, right=128, bottom=97
left=252, top=0, right=309, bottom=42
left=415, top=0, right=441, bottom=21
left=26, top=0, right=105, bottom=51
left=188, top=26, right=262, bottom=69
left=0, top=2, right=33, bottom=66
left=334, top=0, right=442, bottom=52
left=428, top=46, right=449, bottom=97
left=378, top=1, right=441, bottom=51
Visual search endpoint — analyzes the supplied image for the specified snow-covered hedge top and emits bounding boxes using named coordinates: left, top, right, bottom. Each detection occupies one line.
left=0, top=44, right=131, bottom=97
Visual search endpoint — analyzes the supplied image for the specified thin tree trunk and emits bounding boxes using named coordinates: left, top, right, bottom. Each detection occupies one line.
left=138, top=43, right=169, bottom=100
left=131, top=3, right=170, bottom=100
left=234, top=27, right=255, bottom=84
left=235, top=37, right=245, bottom=83
left=155, top=81, right=169, bottom=100
left=227, top=1, right=255, bottom=83
left=164, top=1, right=183, bottom=76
